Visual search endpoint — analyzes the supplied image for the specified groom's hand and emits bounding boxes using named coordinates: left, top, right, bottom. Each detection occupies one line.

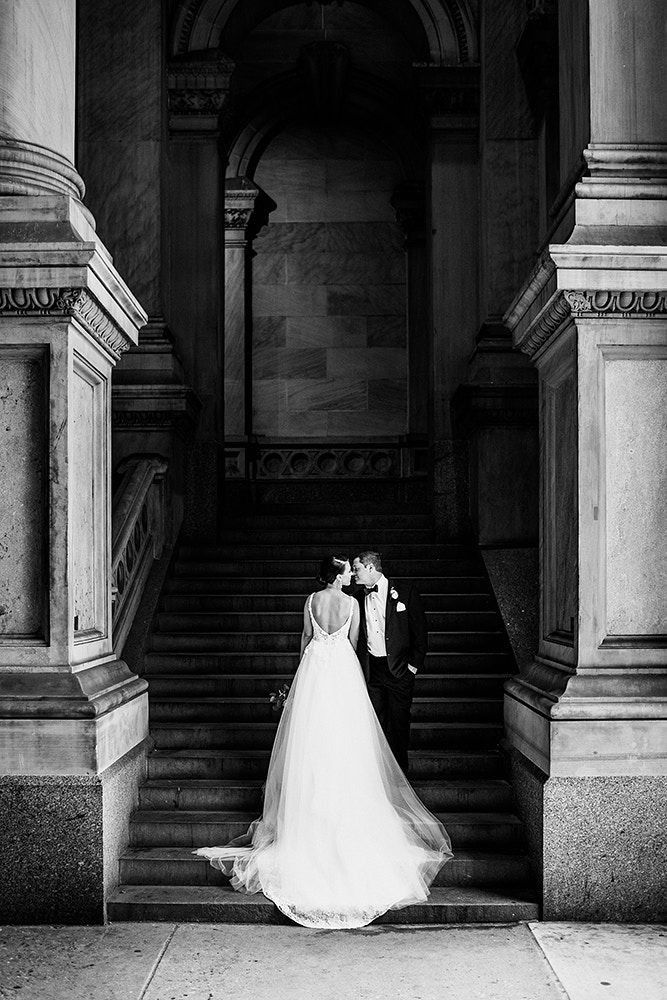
left=407, top=664, right=417, bottom=675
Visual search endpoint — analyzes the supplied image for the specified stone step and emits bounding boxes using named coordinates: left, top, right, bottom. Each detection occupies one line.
left=213, top=528, right=436, bottom=545
left=129, top=810, right=523, bottom=850
left=143, top=650, right=514, bottom=675
left=107, top=883, right=539, bottom=924
left=164, top=575, right=488, bottom=595
left=119, top=846, right=530, bottom=890
left=179, top=543, right=469, bottom=560
left=147, top=749, right=504, bottom=781
left=148, top=696, right=503, bottom=725
left=173, top=558, right=482, bottom=576
left=154, top=610, right=503, bottom=633
left=216, top=511, right=435, bottom=529
left=160, top=592, right=496, bottom=612
left=137, top=778, right=514, bottom=813
left=145, top=672, right=509, bottom=699
left=150, top=721, right=504, bottom=751
left=150, top=631, right=509, bottom=654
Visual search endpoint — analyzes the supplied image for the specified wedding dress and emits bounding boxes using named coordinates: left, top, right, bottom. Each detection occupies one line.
left=194, top=593, right=453, bottom=928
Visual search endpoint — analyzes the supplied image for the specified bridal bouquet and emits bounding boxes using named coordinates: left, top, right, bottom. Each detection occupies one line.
left=269, top=683, right=290, bottom=712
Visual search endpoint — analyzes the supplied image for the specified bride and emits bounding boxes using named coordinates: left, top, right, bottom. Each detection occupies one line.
left=194, top=555, right=453, bottom=928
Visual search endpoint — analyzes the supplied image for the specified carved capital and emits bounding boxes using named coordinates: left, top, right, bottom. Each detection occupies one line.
left=225, top=178, right=275, bottom=240
left=413, top=64, right=479, bottom=130
left=167, top=55, right=234, bottom=127
left=0, top=287, right=134, bottom=361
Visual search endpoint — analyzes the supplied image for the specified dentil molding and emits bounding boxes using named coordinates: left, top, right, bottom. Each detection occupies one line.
left=0, top=287, right=134, bottom=361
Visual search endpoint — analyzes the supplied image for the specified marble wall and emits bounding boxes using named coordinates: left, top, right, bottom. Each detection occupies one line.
left=0, top=349, right=46, bottom=640
left=252, top=127, right=408, bottom=439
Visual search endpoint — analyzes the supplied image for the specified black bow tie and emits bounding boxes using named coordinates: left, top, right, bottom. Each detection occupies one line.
left=365, top=585, right=379, bottom=593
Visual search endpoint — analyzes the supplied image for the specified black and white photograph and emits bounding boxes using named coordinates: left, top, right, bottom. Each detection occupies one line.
left=0, top=0, right=665, bottom=997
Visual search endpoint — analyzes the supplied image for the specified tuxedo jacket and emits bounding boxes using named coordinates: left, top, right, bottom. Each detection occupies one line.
left=354, top=579, right=428, bottom=681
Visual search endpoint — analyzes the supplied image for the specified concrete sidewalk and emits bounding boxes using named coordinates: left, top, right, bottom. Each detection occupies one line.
left=0, top=922, right=664, bottom=1000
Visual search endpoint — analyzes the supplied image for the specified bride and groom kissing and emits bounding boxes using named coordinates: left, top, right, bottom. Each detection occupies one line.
left=195, top=550, right=452, bottom=929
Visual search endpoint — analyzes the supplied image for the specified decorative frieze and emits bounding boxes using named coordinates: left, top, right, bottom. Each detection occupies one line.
left=225, top=445, right=412, bottom=480
left=563, top=289, right=667, bottom=318
left=0, top=287, right=133, bottom=361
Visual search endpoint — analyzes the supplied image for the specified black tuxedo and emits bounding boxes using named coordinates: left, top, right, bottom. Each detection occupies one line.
left=354, top=579, right=428, bottom=773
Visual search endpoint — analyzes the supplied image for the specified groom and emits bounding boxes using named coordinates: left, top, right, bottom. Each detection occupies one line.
left=351, top=551, right=427, bottom=774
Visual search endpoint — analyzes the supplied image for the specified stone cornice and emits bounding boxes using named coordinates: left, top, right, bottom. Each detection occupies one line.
left=412, top=64, right=479, bottom=131
left=0, top=287, right=135, bottom=361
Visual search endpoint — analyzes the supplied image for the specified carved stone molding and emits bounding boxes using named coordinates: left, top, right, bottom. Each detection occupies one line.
left=563, top=289, right=667, bottom=318
left=0, top=287, right=133, bottom=360
left=167, top=55, right=234, bottom=128
left=413, top=64, right=479, bottom=130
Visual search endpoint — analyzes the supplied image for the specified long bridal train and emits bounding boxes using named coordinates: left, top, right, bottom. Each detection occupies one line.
left=195, top=595, right=453, bottom=929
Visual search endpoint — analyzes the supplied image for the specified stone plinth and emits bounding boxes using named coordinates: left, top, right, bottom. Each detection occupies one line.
left=0, top=195, right=148, bottom=922
left=503, top=247, right=667, bottom=919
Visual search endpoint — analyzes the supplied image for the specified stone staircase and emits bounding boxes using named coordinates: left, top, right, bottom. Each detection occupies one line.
left=108, top=505, right=538, bottom=923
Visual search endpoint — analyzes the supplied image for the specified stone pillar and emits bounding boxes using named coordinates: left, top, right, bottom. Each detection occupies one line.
left=417, top=66, right=480, bottom=537
left=223, top=178, right=272, bottom=449
left=166, top=55, right=233, bottom=537
left=391, top=182, right=428, bottom=438
left=503, top=0, right=667, bottom=920
left=77, top=0, right=199, bottom=542
left=0, top=1, right=148, bottom=922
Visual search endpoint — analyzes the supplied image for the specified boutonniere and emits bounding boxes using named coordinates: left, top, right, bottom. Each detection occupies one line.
left=390, top=588, right=398, bottom=600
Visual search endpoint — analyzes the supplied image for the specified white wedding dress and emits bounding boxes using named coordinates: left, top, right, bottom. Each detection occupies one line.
left=194, top=593, right=453, bottom=928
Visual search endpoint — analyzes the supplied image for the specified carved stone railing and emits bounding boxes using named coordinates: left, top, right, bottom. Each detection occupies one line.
left=224, top=440, right=429, bottom=480
left=111, top=456, right=168, bottom=655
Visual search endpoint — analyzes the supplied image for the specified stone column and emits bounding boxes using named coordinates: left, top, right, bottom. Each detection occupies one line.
left=77, top=0, right=200, bottom=540
left=223, top=178, right=272, bottom=456
left=417, top=66, right=480, bottom=537
left=166, top=55, right=233, bottom=536
left=0, top=1, right=148, bottom=922
left=503, top=0, right=667, bottom=920
left=391, top=182, right=428, bottom=439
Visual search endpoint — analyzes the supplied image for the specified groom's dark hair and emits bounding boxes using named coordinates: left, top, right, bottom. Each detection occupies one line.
left=356, top=551, right=383, bottom=572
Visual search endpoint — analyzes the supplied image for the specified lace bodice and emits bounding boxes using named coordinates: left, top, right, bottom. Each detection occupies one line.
left=308, top=593, right=353, bottom=644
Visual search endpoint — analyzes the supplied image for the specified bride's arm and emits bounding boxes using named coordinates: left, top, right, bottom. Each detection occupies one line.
left=348, top=599, right=360, bottom=652
left=300, top=599, right=313, bottom=657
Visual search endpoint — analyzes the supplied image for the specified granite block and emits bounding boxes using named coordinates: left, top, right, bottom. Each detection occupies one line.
left=328, top=410, right=406, bottom=436
left=369, top=379, right=408, bottom=411
left=286, top=378, right=367, bottom=412
left=325, top=221, right=403, bottom=253
left=256, top=222, right=327, bottom=254
left=286, top=252, right=404, bottom=285
left=254, top=346, right=326, bottom=380
left=542, top=775, right=667, bottom=921
left=253, top=315, right=287, bottom=348
left=327, top=347, right=406, bottom=379
left=274, top=410, right=328, bottom=436
left=367, top=315, right=407, bottom=347
left=252, top=253, right=286, bottom=284
left=254, top=283, right=327, bottom=317
left=327, top=285, right=405, bottom=316
left=252, top=379, right=286, bottom=413
left=286, top=315, right=367, bottom=348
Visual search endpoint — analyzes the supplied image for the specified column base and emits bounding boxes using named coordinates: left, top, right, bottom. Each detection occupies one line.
left=0, top=742, right=146, bottom=924
left=508, top=744, right=667, bottom=921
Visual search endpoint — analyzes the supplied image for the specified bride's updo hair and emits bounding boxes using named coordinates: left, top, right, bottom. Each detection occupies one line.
left=317, top=555, right=348, bottom=585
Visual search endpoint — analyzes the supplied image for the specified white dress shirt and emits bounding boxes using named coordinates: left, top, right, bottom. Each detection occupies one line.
left=365, top=574, right=388, bottom=657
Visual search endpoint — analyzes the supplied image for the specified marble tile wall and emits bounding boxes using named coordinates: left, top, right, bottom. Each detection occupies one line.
left=252, top=127, right=407, bottom=439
